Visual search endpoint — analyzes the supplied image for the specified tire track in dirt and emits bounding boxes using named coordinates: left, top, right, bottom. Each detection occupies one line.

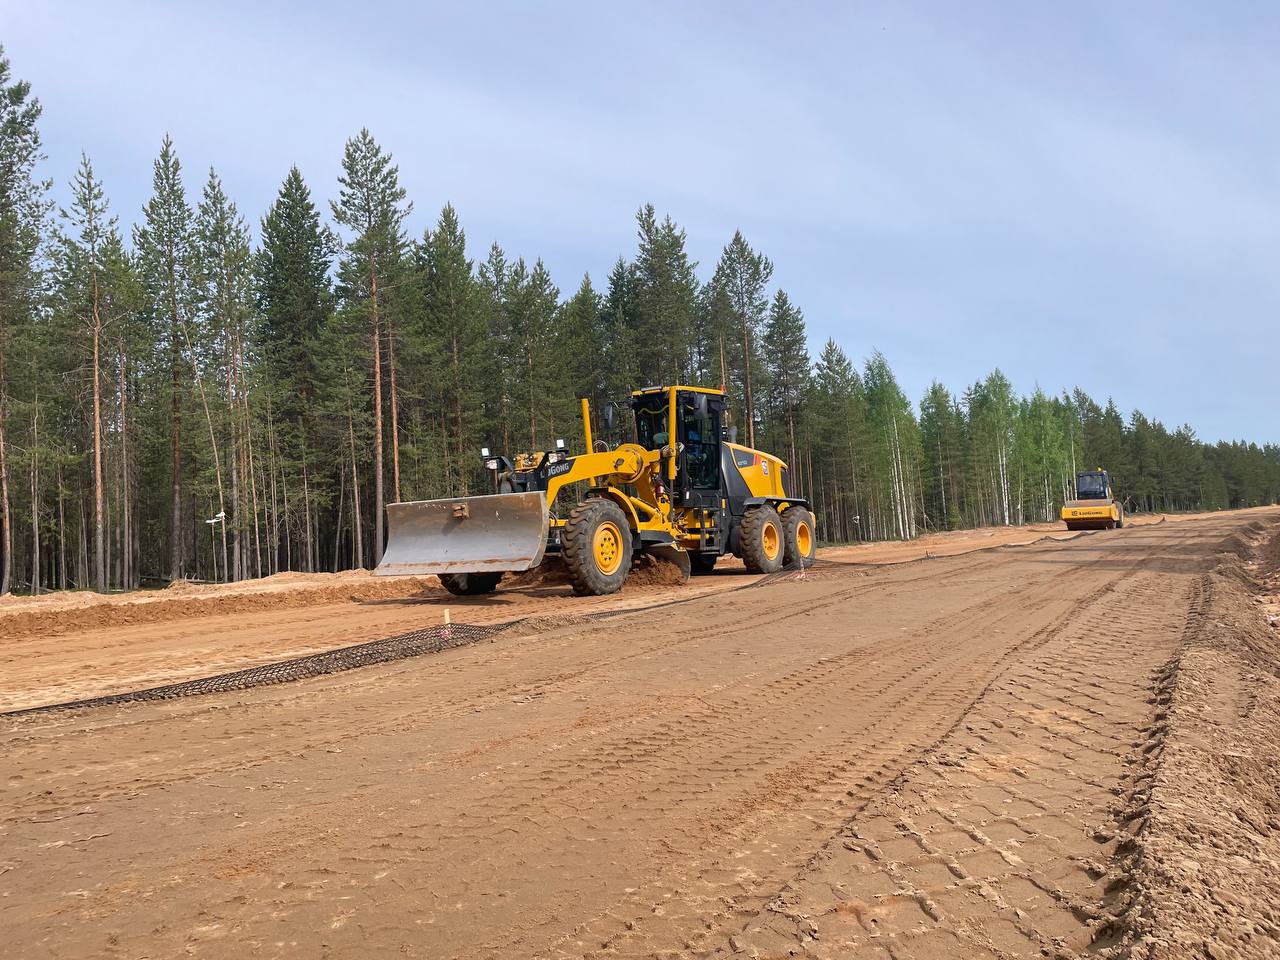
left=671, top=525, right=1220, bottom=959
left=542, top=536, right=1163, bottom=958
left=0, top=554, right=1066, bottom=812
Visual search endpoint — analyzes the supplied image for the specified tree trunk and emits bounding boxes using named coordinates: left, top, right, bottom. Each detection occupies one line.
left=333, top=463, right=345, bottom=573
left=180, top=322, right=229, bottom=582
left=370, top=259, right=385, bottom=563
left=387, top=310, right=402, bottom=504
left=527, top=341, right=537, bottom=450
left=0, top=387, right=9, bottom=596
left=57, top=463, right=67, bottom=590
left=740, top=316, right=755, bottom=449
left=227, top=334, right=241, bottom=582
left=92, top=284, right=107, bottom=592
left=301, top=429, right=314, bottom=573
left=118, top=346, right=131, bottom=589
left=452, top=329, right=467, bottom=495
left=347, top=393, right=364, bottom=569
left=170, top=297, right=183, bottom=581
left=29, top=403, right=40, bottom=594
left=245, top=409, right=263, bottom=578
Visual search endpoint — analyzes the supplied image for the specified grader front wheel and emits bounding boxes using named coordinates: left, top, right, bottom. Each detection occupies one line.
left=562, top=499, right=633, bottom=596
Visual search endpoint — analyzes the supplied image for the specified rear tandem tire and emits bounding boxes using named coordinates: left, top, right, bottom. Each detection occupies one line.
left=562, top=499, right=633, bottom=596
left=740, top=505, right=785, bottom=574
left=782, top=507, right=817, bottom=568
left=438, top=572, right=503, bottom=596
left=1116, top=506, right=1125, bottom=529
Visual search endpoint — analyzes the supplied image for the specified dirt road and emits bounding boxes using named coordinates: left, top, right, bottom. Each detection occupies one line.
left=0, top=510, right=1235, bottom=715
left=2, top=510, right=1278, bottom=958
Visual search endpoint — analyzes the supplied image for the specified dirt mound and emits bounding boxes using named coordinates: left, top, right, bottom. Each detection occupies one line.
left=505, top=557, right=572, bottom=588
left=0, top=571, right=443, bottom=642
left=1258, top=525, right=1280, bottom=580
left=1216, top=530, right=1256, bottom=560
left=626, top=553, right=691, bottom=587
left=1104, top=542, right=1280, bottom=957
left=505, top=554, right=688, bottom=591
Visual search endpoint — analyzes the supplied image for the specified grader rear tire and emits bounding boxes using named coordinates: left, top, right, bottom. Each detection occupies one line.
left=438, top=572, right=503, bottom=596
left=740, top=505, right=785, bottom=574
left=562, top=499, right=633, bottom=596
left=782, top=507, right=817, bottom=568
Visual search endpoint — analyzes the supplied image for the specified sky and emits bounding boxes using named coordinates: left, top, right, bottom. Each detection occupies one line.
left=3, top=1, right=1277, bottom=443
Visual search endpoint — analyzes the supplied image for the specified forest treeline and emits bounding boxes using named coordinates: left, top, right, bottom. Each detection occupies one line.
left=1, top=50, right=1277, bottom=594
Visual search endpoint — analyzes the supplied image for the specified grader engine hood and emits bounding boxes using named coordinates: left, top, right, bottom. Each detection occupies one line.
left=375, top=491, right=550, bottom=575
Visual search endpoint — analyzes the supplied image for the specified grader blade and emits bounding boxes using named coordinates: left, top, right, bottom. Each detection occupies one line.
left=375, top=492, right=549, bottom=576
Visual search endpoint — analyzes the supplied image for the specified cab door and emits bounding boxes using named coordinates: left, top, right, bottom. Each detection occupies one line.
left=677, top=392, right=722, bottom=508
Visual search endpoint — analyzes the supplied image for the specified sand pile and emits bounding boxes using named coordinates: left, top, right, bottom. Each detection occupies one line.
left=626, top=553, right=691, bottom=587
left=0, top=570, right=444, bottom=641
left=505, top=557, right=573, bottom=588
left=505, top=553, right=689, bottom=591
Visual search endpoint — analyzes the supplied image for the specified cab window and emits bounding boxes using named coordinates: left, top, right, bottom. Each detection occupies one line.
left=680, top=398, right=720, bottom=489
left=635, top=401, right=668, bottom=448
left=1077, top=474, right=1108, bottom=499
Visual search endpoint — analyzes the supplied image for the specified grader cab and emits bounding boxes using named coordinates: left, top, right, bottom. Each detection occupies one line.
left=375, top=386, right=816, bottom=596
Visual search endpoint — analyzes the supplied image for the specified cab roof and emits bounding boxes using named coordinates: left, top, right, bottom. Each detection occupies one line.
left=630, top=385, right=726, bottom=397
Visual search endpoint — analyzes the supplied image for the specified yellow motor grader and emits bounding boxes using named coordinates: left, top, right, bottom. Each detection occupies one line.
left=375, top=385, right=816, bottom=596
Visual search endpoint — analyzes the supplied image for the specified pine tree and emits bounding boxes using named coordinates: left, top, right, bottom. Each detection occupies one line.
left=707, top=231, right=772, bottom=447
left=0, top=47, right=51, bottom=594
left=415, top=204, right=486, bottom=494
left=919, top=381, right=963, bottom=530
left=601, top=256, right=639, bottom=403
left=256, top=167, right=334, bottom=571
left=631, top=204, right=699, bottom=385
left=134, top=135, right=195, bottom=581
left=477, top=242, right=512, bottom=453
left=503, top=257, right=561, bottom=448
left=808, top=339, right=868, bottom=541
left=558, top=273, right=606, bottom=450
left=331, top=129, right=410, bottom=562
left=194, top=168, right=255, bottom=579
left=258, top=167, right=334, bottom=419
left=761, top=289, right=810, bottom=476
left=53, top=157, right=130, bottom=591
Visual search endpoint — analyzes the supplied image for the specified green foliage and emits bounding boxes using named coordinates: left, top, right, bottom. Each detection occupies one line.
left=257, top=167, right=334, bottom=415
left=706, top=231, right=773, bottom=446
left=761, top=290, right=809, bottom=466
left=630, top=204, right=699, bottom=385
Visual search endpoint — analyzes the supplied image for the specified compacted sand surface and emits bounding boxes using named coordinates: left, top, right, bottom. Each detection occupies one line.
left=2, top=508, right=1279, bottom=958
left=0, top=509, right=1248, bottom=715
